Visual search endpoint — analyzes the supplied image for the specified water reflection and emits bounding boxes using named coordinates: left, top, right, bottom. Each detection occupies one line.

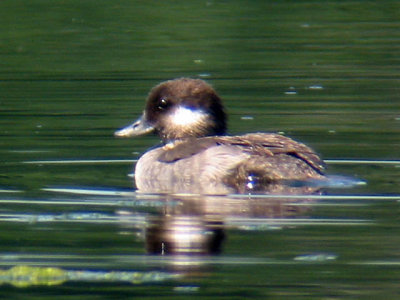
left=125, top=193, right=316, bottom=257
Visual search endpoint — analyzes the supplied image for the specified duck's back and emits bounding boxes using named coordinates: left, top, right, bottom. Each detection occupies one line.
left=134, top=133, right=325, bottom=194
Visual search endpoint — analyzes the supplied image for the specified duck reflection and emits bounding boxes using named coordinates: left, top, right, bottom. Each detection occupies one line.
left=132, top=193, right=315, bottom=256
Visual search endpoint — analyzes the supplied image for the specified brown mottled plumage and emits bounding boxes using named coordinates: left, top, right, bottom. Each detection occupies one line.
left=115, top=78, right=325, bottom=194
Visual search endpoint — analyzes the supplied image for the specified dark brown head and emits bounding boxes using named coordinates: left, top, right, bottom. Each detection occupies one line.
left=115, top=78, right=226, bottom=142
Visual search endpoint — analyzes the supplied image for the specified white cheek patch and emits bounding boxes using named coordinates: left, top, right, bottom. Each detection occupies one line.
left=169, top=106, right=207, bottom=127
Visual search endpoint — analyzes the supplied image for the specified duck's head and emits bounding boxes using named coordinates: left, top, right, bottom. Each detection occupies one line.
left=115, top=78, right=226, bottom=142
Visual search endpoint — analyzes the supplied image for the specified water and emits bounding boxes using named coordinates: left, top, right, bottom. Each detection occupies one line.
left=1, top=0, right=400, bottom=298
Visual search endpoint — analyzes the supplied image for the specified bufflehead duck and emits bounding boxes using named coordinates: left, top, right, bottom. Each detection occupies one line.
left=115, top=78, right=325, bottom=194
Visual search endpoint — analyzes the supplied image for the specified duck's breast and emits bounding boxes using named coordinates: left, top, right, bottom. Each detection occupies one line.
left=134, top=145, right=248, bottom=194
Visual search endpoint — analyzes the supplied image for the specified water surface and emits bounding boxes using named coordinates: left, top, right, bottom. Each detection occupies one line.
left=1, top=0, right=399, bottom=298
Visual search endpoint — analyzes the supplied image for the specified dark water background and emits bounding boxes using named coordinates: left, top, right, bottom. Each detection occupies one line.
left=1, top=1, right=399, bottom=298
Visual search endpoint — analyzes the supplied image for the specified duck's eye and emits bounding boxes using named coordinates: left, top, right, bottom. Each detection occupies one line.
left=157, top=98, right=170, bottom=110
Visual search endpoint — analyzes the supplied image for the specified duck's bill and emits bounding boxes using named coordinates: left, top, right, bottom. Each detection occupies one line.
left=114, top=115, right=154, bottom=138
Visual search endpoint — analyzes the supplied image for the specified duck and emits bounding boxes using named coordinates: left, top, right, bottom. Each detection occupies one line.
left=115, top=78, right=325, bottom=194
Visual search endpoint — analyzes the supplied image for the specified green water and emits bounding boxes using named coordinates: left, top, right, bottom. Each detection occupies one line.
left=1, top=0, right=399, bottom=298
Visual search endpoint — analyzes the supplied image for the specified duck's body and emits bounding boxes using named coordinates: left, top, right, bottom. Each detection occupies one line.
left=115, top=78, right=325, bottom=194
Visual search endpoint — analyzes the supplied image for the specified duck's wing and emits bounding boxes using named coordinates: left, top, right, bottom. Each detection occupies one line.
left=157, top=133, right=324, bottom=175
left=215, top=133, right=325, bottom=174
